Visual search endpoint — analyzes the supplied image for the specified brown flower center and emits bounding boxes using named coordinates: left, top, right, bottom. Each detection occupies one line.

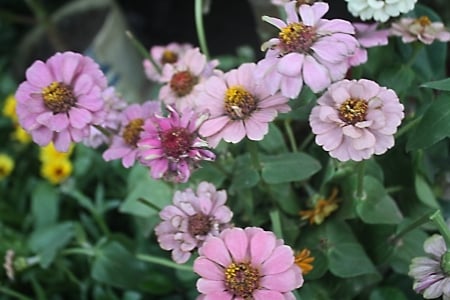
left=187, top=213, right=211, bottom=236
left=42, top=82, right=76, bottom=113
left=224, top=86, right=257, bottom=120
left=122, top=118, right=144, bottom=147
left=279, top=22, right=316, bottom=54
left=224, top=262, right=260, bottom=298
left=338, top=98, right=368, bottom=125
left=170, top=71, right=198, bottom=97
left=161, top=50, right=178, bottom=64
left=160, top=127, right=193, bottom=158
left=416, top=16, right=431, bottom=27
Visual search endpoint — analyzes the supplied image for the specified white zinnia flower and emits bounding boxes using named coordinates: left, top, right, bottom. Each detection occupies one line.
left=345, top=0, right=417, bottom=22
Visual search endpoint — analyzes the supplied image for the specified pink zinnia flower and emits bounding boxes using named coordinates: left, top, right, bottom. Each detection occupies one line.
left=143, top=42, right=193, bottom=82
left=194, top=227, right=303, bottom=299
left=309, top=79, right=404, bottom=161
left=159, top=48, right=220, bottom=111
left=256, top=2, right=359, bottom=98
left=197, top=63, right=290, bottom=147
left=391, top=16, right=450, bottom=45
left=83, top=87, right=127, bottom=148
left=138, top=106, right=215, bottom=183
left=155, top=181, right=233, bottom=264
left=15, top=51, right=107, bottom=152
left=349, top=23, right=389, bottom=67
left=102, top=101, right=161, bottom=168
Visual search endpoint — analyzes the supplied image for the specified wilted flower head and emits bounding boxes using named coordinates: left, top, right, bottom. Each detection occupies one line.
left=15, top=51, right=107, bottom=152
left=155, top=182, right=233, bottom=264
left=143, top=42, right=193, bottom=82
left=295, top=248, right=315, bottom=275
left=300, top=188, right=339, bottom=225
left=159, top=48, right=220, bottom=111
left=3, top=250, right=15, bottom=281
left=350, top=22, right=389, bottom=66
left=309, top=79, right=404, bottom=162
left=102, top=101, right=161, bottom=168
left=194, top=227, right=303, bottom=299
left=257, top=2, right=358, bottom=98
left=139, top=106, right=215, bottom=183
left=409, top=234, right=450, bottom=299
left=345, top=0, right=417, bottom=22
left=197, top=63, right=291, bottom=147
left=391, top=16, right=450, bottom=45
left=0, top=154, right=14, bottom=179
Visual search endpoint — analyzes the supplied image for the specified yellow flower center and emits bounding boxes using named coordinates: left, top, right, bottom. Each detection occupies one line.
left=338, top=98, right=368, bottom=125
left=416, top=16, right=431, bottom=27
left=224, top=262, right=260, bottom=298
left=294, top=248, right=315, bottom=275
left=160, top=127, right=193, bottom=158
left=187, top=213, right=211, bottom=236
left=224, top=86, right=257, bottom=120
left=161, top=50, right=178, bottom=64
left=41, top=82, right=76, bottom=113
left=170, top=70, right=198, bottom=97
left=122, top=118, right=144, bottom=147
left=41, top=159, right=72, bottom=185
left=279, top=22, right=316, bottom=54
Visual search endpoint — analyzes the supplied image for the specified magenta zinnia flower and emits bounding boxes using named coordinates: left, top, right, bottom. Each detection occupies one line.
left=197, top=63, right=290, bottom=147
left=256, top=2, right=359, bottom=98
left=15, top=51, right=107, bottom=152
left=143, top=42, right=193, bottom=82
left=159, top=48, right=220, bottom=111
left=102, top=101, right=161, bottom=168
left=309, top=79, right=404, bottom=161
left=194, top=227, right=303, bottom=299
left=155, top=182, right=233, bottom=264
left=138, top=106, right=215, bottom=183
left=391, top=16, right=450, bottom=45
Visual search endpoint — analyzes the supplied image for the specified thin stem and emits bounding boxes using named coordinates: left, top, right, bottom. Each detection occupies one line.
left=195, top=0, right=210, bottom=59
left=284, top=119, right=298, bottom=152
left=395, top=116, right=422, bottom=139
left=390, top=211, right=434, bottom=243
left=299, top=132, right=314, bottom=152
left=62, top=248, right=96, bottom=257
left=125, top=30, right=162, bottom=75
left=136, top=254, right=193, bottom=272
left=430, top=210, right=450, bottom=248
left=355, top=160, right=366, bottom=201
left=405, top=43, right=424, bottom=68
left=0, top=287, right=33, bottom=300
left=138, top=197, right=162, bottom=212
left=93, top=124, right=113, bottom=138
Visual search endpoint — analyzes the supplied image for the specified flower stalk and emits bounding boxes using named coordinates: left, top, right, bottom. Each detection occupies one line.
left=195, top=0, right=210, bottom=59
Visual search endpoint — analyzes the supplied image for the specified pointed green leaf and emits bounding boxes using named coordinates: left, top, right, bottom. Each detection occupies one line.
left=421, top=78, right=450, bottom=91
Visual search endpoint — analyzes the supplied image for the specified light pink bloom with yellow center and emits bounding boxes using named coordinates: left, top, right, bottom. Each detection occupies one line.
left=256, top=2, right=358, bottom=98
left=309, top=79, right=404, bottom=162
left=102, top=101, right=161, bottom=168
left=15, top=51, right=107, bottom=152
left=194, top=227, right=303, bottom=299
left=155, top=182, right=233, bottom=264
left=143, top=42, right=193, bottom=82
left=159, top=48, right=220, bottom=111
left=138, top=106, right=215, bottom=183
left=391, top=16, right=450, bottom=45
left=197, top=63, right=290, bottom=148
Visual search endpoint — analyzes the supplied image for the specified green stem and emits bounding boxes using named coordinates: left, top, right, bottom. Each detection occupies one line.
left=391, top=211, right=434, bottom=242
left=125, top=30, right=162, bottom=75
left=136, top=254, right=193, bottom=271
left=62, top=247, right=96, bottom=257
left=284, top=119, right=298, bottom=152
left=299, top=132, right=313, bottom=152
left=0, top=286, right=33, bottom=300
left=395, top=116, right=422, bottom=139
left=405, top=43, right=424, bottom=68
left=430, top=210, right=450, bottom=248
left=355, top=160, right=366, bottom=201
left=138, top=197, right=162, bottom=212
left=195, top=0, right=210, bottom=59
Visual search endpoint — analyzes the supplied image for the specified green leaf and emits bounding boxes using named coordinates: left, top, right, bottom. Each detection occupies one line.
left=407, top=94, right=450, bottom=150
left=390, top=228, right=428, bottom=274
left=421, top=78, right=450, bottom=91
left=91, top=241, right=147, bottom=289
left=31, top=181, right=59, bottom=229
left=120, top=165, right=172, bottom=218
left=356, top=176, right=403, bottom=224
left=328, top=242, right=379, bottom=278
left=261, top=152, right=321, bottom=184
left=378, top=65, right=415, bottom=96
left=28, top=222, right=75, bottom=268
left=229, top=154, right=260, bottom=191
left=259, top=123, right=288, bottom=154
left=269, top=210, right=283, bottom=239
left=369, top=287, right=408, bottom=300
left=415, top=174, right=439, bottom=209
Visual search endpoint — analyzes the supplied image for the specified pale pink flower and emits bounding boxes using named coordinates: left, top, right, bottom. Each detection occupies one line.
left=138, top=106, right=215, bottom=183
left=349, top=22, right=389, bottom=66
left=143, top=42, right=193, bottom=82
left=15, top=51, right=107, bottom=152
left=197, top=63, right=290, bottom=148
left=194, top=227, right=303, bottom=299
left=83, top=87, right=127, bottom=148
left=159, top=48, right=220, bottom=111
left=155, top=182, right=233, bottom=264
left=309, top=79, right=404, bottom=162
left=102, top=101, right=161, bottom=168
left=391, top=16, right=450, bottom=45
left=256, top=2, right=359, bottom=98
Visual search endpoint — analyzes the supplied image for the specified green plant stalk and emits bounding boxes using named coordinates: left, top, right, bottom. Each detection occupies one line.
left=355, top=160, right=366, bottom=201
left=0, top=286, right=33, bottom=300
left=137, top=254, right=193, bottom=271
left=430, top=210, right=450, bottom=248
left=125, top=30, right=162, bottom=74
left=391, top=211, right=434, bottom=242
left=138, top=197, right=162, bottom=212
left=284, top=119, right=298, bottom=152
left=195, top=0, right=210, bottom=59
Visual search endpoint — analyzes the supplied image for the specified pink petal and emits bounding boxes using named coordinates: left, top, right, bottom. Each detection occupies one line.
left=280, top=76, right=302, bottom=99
left=194, top=257, right=225, bottom=280
left=244, top=118, right=268, bottom=141
left=74, top=74, right=94, bottom=96
left=260, top=267, right=302, bottom=292
left=26, top=60, right=53, bottom=88
left=260, top=245, right=294, bottom=275
left=253, top=290, right=284, bottom=300
left=262, top=16, right=286, bottom=30
left=352, top=129, right=376, bottom=150
left=200, top=116, right=230, bottom=138
left=277, top=53, right=304, bottom=77
left=300, top=2, right=328, bottom=26
left=53, top=130, right=72, bottom=152
left=48, top=113, right=70, bottom=132
left=250, top=231, right=276, bottom=265
left=199, top=236, right=232, bottom=267
left=302, top=56, right=331, bottom=93
left=221, top=121, right=246, bottom=144
left=77, top=94, right=103, bottom=111
left=196, top=279, right=227, bottom=294
left=62, top=53, right=81, bottom=84
left=32, top=126, right=53, bottom=146
left=201, top=291, right=232, bottom=300
left=224, top=228, right=248, bottom=262
left=68, top=107, right=92, bottom=129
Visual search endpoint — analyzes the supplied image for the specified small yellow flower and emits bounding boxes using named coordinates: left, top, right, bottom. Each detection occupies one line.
left=11, top=126, right=31, bottom=144
left=295, top=248, right=315, bottom=275
left=41, top=159, right=73, bottom=184
left=39, top=143, right=74, bottom=162
left=299, top=188, right=339, bottom=225
left=0, top=154, right=14, bottom=179
left=2, top=94, right=18, bottom=122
